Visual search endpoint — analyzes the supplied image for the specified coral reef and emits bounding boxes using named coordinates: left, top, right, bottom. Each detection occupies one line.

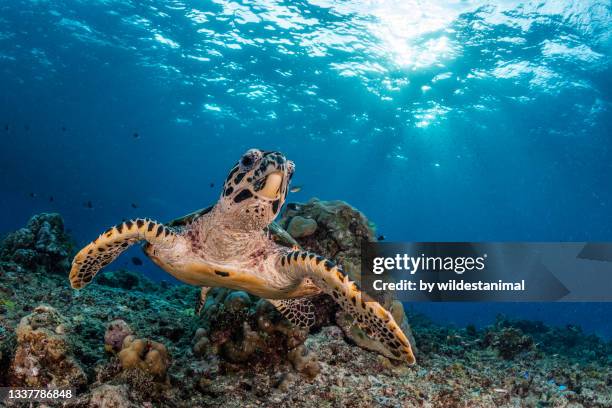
left=0, top=212, right=611, bottom=407
left=0, top=213, right=73, bottom=273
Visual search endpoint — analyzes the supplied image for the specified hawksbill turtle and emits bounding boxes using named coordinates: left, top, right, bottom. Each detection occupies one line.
left=69, top=149, right=415, bottom=364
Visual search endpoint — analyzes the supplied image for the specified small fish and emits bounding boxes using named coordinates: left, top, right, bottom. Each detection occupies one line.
left=4, top=124, right=8, bottom=131
left=209, top=182, right=215, bottom=188
left=131, top=203, right=138, bottom=208
left=29, top=192, right=36, bottom=198
left=84, top=200, right=93, bottom=209
left=49, top=196, right=54, bottom=202
left=377, top=235, right=386, bottom=241
left=522, top=371, right=529, bottom=379
left=133, top=132, right=139, bottom=138
left=131, top=257, right=143, bottom=266
left=61, top=126, right=67, bottom=132
left=289, top=185, right=302, bottom=193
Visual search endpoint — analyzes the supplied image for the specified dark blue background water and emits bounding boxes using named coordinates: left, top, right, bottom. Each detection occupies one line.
left=1, top=1, right=611, bottom=336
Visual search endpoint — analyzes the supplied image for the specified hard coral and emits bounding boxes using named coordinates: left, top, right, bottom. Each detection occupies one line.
left=118, top=335, right=170, bottom=379
left=8, top=305, right=86, bottom=388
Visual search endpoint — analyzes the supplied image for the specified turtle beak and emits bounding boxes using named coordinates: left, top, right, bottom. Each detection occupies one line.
left=260, top=171, right=283, bottom=199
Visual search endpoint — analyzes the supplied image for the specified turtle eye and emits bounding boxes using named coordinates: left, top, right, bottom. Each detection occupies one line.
left=240, top=149, right=262, bottom=170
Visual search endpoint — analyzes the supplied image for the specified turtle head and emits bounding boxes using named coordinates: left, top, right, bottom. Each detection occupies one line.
left=217, top=149, right=294, bottom=231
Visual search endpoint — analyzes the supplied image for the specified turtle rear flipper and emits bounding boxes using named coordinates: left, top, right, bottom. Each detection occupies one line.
left=70, top=218, right=179, bottom=289
left=268, top=298, right=316, bottom=329
left=279, top=250, right=415, bottom=364
left=196, top=287, right=211, bottom=316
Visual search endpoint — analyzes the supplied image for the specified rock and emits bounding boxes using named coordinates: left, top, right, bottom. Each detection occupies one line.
left=8, top=305, right=87, bottom=388
left=287, top=216, right=317, bottom=238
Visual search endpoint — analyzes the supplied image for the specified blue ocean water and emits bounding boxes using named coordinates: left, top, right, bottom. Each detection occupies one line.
left=1, top=1, right=611, bottom=335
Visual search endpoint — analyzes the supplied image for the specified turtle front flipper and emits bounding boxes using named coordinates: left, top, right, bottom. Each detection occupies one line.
left=278, top=250, right=415, bottom=364
left=70, top=219, right=179, bottom=289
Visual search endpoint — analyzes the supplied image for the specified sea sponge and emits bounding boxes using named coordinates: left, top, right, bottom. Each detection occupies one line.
left=288, top=345, right=320, bottom=379
left=118, top=335, right=170, bottom=379
left=104, top=319, right=133, bottom=353
left=8, top=305, right=86, bottom=388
